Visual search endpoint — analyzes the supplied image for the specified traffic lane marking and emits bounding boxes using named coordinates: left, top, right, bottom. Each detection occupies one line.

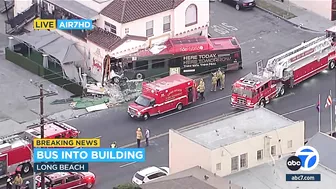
left=157, top=95, right=231, bottom=120
left=120, top=162, right=136, bottom=168
left=281, top=104, right=315, bottom=116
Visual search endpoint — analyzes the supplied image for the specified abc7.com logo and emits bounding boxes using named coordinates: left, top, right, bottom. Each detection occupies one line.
left=287, top=146, right=319, bottom=171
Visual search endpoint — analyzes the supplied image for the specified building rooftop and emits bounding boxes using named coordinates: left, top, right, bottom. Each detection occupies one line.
left=306, top=132, right=336, bottom=172
left=101, top=0, right=184, bottom=23
left=224, top=157, right=336, bottom=189
left=46, top=0, right=98, bottom=19
left=141, top=166, right=242, bottom=189
left=87, top=27, right=147, bottom=51
left=180, top=108, right=295, bottom=150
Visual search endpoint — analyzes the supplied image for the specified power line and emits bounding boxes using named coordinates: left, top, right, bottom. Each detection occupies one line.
left=24, top=84, right=54, bottom=189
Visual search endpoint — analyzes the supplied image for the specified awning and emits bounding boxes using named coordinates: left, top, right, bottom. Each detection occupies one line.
left=47, top=0, right=98, bottom=19
left=14, top=30, right=84, bottom=64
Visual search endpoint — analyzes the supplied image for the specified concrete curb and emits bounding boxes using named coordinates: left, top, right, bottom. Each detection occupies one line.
left=255, top=5, right=321, bottom=33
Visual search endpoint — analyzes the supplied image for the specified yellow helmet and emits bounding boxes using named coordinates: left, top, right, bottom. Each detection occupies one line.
left=137, top=128, right=141, bottom=131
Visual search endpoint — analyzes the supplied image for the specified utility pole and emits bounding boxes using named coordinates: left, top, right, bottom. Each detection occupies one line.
left=25, top=83, right=56, bottom=189
left=39, top=84, right=46, bottom=189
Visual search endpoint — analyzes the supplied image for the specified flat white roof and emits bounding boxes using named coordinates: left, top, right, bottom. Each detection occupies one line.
left=180, top=108, right=295, bottom=150
left=224, top=157, right=336, bottom=189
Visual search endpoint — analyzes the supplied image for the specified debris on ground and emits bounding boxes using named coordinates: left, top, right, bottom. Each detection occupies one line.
left=51, top=79, right=143, bottom=113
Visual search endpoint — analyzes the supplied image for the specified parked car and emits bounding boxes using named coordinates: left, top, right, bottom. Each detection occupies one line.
left=219, top=0, right=256, bottom=10
left=132, top=166, right=169, bottom=185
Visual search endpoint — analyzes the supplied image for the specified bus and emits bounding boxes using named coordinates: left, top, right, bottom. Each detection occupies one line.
left=121, top=36, right=242, bottom=80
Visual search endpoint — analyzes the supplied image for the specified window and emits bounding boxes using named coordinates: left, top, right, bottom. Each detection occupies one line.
left=125, top=28, right=129, bottom=34
left=135, top=60, right=148, bottom=70
left=216, top=163, right=221, bottom=171
left=231, top=156, right=238, bottom=171
left=185, top=4, right=197, bottom=26
left=152, top=59, right=165, bottom=69
left=257, top=150, right=263, bottom=160
left=287, top=140, right=293, bottom=148
left=147, top=172, right=166, bottom=180
left=104, top=22, right=116, bottom=34
left=163, top=15, right=171, bottom=32
left=240, top=153, right=248, bottom=168
left=146, top=20, right=154, bottom=37
left=168, top=57, right=181, bottom=67
left=271, top=145, right=276, bottom=156
left=66, top=175, right=79, bottom=183
left=52, top=180, right=63, bottom=187
left=134, top=173, right=145, bottom=181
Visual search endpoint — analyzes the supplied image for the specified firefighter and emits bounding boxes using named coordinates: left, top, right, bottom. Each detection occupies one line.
left=136, top=128, right=143, bottom=148
left=110, top=141, right=117, bottom=148
left=216, top=68, right=223, bottom=89
left=197, top=78, right=205, bottom=100
left=13, top=174, right=22, bottom=189
left=217, top=69, right=225, bottom=90
left=211, top=73, right=217, bottom=91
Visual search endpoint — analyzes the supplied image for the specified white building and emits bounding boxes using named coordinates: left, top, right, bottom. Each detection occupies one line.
left=169, top=108, right=305, bottom=177
left=290, top=0, right=336, bottom=21
left=12, top=0, right=210, bottom=82
left=224, top=156, right=336, bottom=188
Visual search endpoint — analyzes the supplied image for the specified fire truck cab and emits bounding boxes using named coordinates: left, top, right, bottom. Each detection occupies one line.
left=128, top=74, right=197, bottom=120
left=0, top=122, right=79, bottom=178
left=231, top=73, right=284, bottom=108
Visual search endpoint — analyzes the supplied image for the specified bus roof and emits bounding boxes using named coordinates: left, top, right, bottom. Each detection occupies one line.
left=126, top=36, right=240, bottom=58
left=144, top=74, right=193, bottom=91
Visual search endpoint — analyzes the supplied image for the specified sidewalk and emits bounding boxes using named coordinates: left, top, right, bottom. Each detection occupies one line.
left=256, top=0, right=336, bottom=32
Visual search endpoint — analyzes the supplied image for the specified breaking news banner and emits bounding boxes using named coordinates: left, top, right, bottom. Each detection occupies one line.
left=34, top=162, right=89, bottom=173
left=33, top=138, right=100, bottom=148
left=33, top=148, right=145, bottom=163
left=286, top=174, right=321, bottom=181
left=33, top=19, right=93, bottom=30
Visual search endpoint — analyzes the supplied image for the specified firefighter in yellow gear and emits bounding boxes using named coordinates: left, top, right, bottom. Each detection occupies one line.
left=197, top=78, right=205, bottom=100
left=217, top=69, right=225, bottom=90
left=211, top=73, right=217, bottom=91
left=111, top=141, right=117, bottom=148
left=136, top=128, right=143, bottom=148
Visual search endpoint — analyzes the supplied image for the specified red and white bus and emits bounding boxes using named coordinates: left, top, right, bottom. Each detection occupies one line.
left=121, top=36, right=242, bottom=80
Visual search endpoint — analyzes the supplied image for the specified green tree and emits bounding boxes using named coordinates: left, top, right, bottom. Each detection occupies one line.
left=113, top=183, right=142, bottom=189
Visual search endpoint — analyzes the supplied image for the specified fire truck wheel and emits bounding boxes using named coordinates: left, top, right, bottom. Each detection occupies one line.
left=235, top=4, right=241, bottom=10
left=86, top=182, right=93, bottom=188
left=279, top=86, right=285, bottom=96
left=259, top=99, right=266, bottom=107
left=143, top=113, right=150, bottom=121
left=177, top=103, right=183, bottom=111
left=328, top=60, right=336, bottom=70
left=22, top=163, right=32, bottom=174
left=135, top=73, right=144, bottom=80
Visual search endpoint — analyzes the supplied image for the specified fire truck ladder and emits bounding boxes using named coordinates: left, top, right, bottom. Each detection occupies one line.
left=266, top=36, right=328, bottom=71
left=0, top=133, right=25, bottom=144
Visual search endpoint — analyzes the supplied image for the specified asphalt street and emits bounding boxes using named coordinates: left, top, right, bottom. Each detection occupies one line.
left=1, top=2, right=334, bottom=189
left=60, top=4, right=332, bottom=188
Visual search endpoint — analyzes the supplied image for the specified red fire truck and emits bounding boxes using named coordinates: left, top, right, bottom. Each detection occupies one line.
left=128, top=74, right=197, bottom=120
left=0, top=122, right=79, bottom=178
left=231, top=28, right=336, bottom=109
